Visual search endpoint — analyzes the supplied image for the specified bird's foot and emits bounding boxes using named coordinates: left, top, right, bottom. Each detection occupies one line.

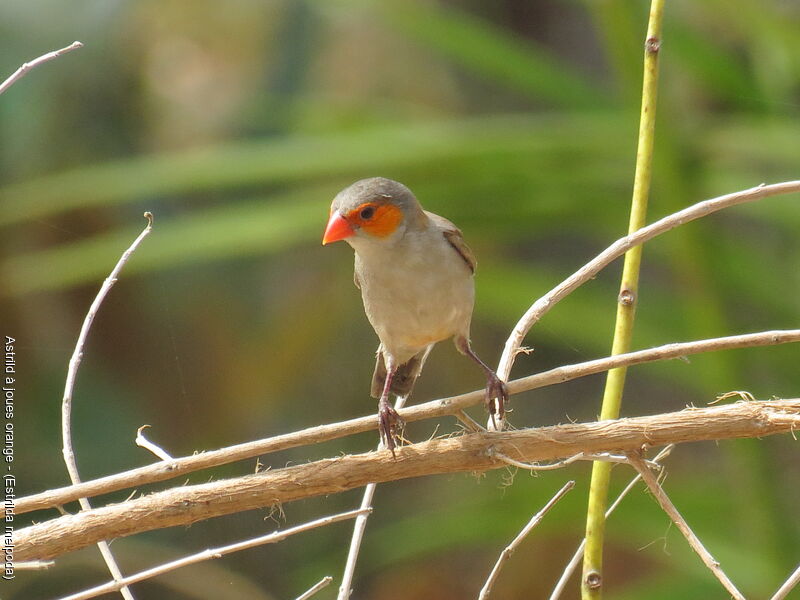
left=485, top=373, right=509, bottom=431
left=378, top=399, right=404, bottom=456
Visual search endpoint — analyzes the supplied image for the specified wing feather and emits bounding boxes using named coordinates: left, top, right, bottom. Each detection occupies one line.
left=425, top=210, right=476, bottom=273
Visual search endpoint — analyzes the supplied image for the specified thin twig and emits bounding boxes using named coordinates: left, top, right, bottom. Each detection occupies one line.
left=135, top=425, right=173, bottom=461
left=55, top=509, right=368, bottom=600
left=60, top=213, right=153, bottom=599
left=478, top=481, right=575, bottom=599
left=0, top=41, right=83, bottom=96
left=626, top=452, right=745, bottom=600
left=337, top=483, right=377, bottom=600
left=455, top=409, right=485, bottom=432
left=14, top=399, right=800, bottom=562
left=492, top=451, right=659, bottom=471
left=770, top=563, right=800, bottom=600
left=496, top=179, right=800, bottom=382
left=338, top=393, right=410, bottom=600
left=548, top=445, right=674, bottom=600
left=296, top=576, right=334, bottom=600
left=18, top=328, right=800, bottom=515
left=339, top=343, right=429, bottom=600
left=13, top=560, right=55, bottom=570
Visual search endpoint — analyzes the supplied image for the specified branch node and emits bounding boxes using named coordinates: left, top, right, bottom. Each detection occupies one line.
left=585, top=570, right=602, bottom=589
left=618, top=288, right=636, bottom=306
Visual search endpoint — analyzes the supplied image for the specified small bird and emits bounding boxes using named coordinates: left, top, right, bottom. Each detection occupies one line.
left=322, top=177, right=508, bottom=452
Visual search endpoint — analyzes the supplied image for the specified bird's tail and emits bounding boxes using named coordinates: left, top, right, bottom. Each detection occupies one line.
left=371, top=345, right=433, bottom=399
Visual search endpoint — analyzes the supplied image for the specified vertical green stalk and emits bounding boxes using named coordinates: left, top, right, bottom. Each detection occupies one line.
left=581, top=1, right=665, bottom=598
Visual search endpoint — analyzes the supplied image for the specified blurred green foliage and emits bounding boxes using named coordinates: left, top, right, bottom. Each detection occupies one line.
left=1, top=1, right=798, bottom=598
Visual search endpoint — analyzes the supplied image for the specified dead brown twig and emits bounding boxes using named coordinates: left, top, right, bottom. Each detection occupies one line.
left=56, top=509, right=367, bottom=600
left=479, top=480, right=575, bottom=599
left=627, top=452, right=745, bottom=599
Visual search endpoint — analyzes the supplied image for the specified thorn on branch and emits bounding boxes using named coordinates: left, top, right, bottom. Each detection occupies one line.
left=136, top=425, right=173, bottom=461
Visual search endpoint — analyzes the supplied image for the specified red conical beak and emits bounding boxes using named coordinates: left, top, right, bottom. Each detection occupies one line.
left=322, top=211, right=355, bottom=245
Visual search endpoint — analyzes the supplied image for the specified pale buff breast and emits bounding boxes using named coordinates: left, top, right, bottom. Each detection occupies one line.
left=353, top=227, right=475, bottom=365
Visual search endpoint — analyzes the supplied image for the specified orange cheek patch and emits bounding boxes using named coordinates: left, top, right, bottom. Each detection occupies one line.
left=349, top=204, right=403, bottom=238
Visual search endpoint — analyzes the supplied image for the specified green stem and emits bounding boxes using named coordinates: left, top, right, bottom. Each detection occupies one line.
left=581, top=1, right=665, bottom=598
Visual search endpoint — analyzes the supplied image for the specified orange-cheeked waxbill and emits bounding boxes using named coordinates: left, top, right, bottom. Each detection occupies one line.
left=322, top=177, right=508, bottom=452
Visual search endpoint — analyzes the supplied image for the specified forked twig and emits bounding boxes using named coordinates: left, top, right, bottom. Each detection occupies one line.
left=496, top=180, right=800, bottom=384
left=626, top=452, right=745, bottom=600
left=61, top=213, right=153, bottom=599
left=478, top=481, right=575, bottom=599
left=0, top=41, right=83, bottom=96
left=56, top=509, right=368, bottom=600
left=548, top=445, right=674, bottom=600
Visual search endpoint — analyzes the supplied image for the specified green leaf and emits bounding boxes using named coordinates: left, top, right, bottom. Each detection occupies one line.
left=372, top=0, right=607, bottom=108
left=4, top=188, right=325, bottom=296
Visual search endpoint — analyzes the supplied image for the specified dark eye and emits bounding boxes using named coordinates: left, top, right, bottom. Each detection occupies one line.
left=359, top=206, right=375, bottom=220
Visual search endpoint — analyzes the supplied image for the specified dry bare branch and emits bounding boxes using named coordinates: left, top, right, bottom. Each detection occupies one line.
left=337, top=484, right=377, bottom=600
left=478, top=480, right=575, bottom=599
left=770, top=563, right=800, bottom=600
left=12, top=560, right=55, bottom=570
left=296, top=576, right=334, bottom=600
left=627, top=452, right=745, bottom=600
left=0, top=41, right=83, bottom=96
left=492, top=450, right=658, bottom=471
left=56, top=509, right=367, bottom=600
left=14, top=399, right=800, bottom=562
left=337, top=393, right=410, bottom=600
left=60, top=212, right=153, bottom=599
left=18, top=328, right=800, bottom=515
left=496, top=180, right=800, bottom=383
left=548, top=445, right=674, bottom=600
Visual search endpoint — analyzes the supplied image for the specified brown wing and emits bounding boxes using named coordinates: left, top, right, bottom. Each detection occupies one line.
left=425, top=210, right=476, bottom=274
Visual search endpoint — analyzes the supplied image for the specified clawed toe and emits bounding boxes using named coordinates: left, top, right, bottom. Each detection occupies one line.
left=378, top=403, right=404, bottom=455
left=485, top=375, right=509, bottom=430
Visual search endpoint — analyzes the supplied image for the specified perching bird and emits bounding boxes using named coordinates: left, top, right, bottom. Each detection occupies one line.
left=322, top=177, right=508, bottom=452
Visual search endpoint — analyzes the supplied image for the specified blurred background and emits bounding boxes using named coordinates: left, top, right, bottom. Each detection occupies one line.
left=2, top=0, right=799, bottom=598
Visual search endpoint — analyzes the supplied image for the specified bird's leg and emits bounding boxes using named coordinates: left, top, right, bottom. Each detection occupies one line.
left=456, top=337, right=509, bottom=429
left=378, top=357, right=404, bottom=455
